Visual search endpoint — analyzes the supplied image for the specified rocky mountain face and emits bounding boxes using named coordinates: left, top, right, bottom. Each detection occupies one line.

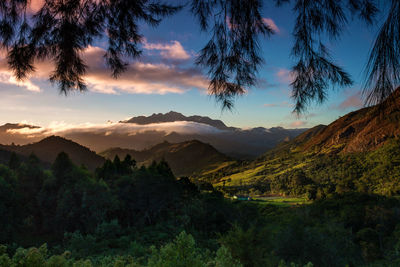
left=101, top=140, right=230, bottom=177
left=300, top=87, right=400, bottom=153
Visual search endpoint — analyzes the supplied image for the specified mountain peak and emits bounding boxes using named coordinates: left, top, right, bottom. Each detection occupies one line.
left=122, top=111, right=231, bottom=130
left=166, top=111, right=183, bottom=115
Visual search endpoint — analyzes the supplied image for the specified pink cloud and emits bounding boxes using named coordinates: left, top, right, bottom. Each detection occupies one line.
left=290, top=120, right=307, bottom=128
left=263, top=103, right=279, bottom=107
left=263, top=101, right=291, bottom=108
left=143, top=40, right=191, bottom=60
left=337, top=91, right=363, bottom=110
left=276, top=68, right=294, bottom=84
left=263, top=18, right=280, bottom=33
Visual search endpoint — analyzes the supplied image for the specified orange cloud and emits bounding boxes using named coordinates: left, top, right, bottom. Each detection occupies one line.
left=0, top=45, right=208, bottom=94
left=83, top=46, right=208, bottom=94
left=290, top=120, right=307, bottom=128
left=29, top=0, right=44, bottom=12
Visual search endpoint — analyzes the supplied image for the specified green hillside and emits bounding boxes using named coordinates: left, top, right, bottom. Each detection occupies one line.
left=194, top=138, right=400, bottom=198
left=194, top=89, right=400, bottom=198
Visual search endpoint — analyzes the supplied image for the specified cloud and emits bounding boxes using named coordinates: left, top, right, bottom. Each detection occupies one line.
left=275, top=68, right=294, bottom=84
left=28, top=0, right=44, bottom=12
left=0, top=49, right=43, bottom=92
left=263, top=103, right=279, bottom=107
left=289, top=120, right=308, bottom=128
left=6, top=121, right=224, bottom=139
left=263, top=101, right=292, bottom=108
left=83, top=46, right=207, bottom=94
left=329, top=90, right=364, bottom=110
left=263, top=18, right=280, bottom=33
left=143, top=40, right=191, bottom=60
left=0, top=45, right=208, bottom=95
left=0, top=72, right=41, bottom=92
left=337, top=91, right=363, bottom=110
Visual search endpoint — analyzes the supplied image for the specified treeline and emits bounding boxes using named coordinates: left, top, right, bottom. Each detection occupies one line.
left=1, top=151, right=400, bottom=266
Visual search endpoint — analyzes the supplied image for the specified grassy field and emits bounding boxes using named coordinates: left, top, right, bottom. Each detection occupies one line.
left=250, top=196, right=311, bottom=207
left=206, top=152, right=313, bottom=188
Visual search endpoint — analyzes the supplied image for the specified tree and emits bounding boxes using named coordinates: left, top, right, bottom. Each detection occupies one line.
left=0, top=0, right=397, bottom=112
left=8, top=152, right=20, bottom=170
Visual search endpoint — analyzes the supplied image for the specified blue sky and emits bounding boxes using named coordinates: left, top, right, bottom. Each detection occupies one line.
left=0, top=1, right=383, bottom=129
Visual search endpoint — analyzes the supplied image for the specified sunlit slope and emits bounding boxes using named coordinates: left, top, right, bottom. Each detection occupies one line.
left=194, top=88, right=400, bottom=195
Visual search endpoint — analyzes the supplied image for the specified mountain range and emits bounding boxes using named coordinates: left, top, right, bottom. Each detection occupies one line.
left=121, top=111, right=235, bottom=131
left=0, top=111, right=307, bottom=159
left=1, top=87, right=399, bottom=186
left=0, top=135, right=232, bottom=176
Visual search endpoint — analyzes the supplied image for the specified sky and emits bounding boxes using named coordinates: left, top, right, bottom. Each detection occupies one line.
left=0, top=1, right=386, bottom=129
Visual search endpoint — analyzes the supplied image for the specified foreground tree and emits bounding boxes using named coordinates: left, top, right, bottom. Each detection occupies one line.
left=0, top=0, right=398, bottom=112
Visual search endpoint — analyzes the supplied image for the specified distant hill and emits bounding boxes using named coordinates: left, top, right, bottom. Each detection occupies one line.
left=101, top=140, right=230, bottom=177
left=122, top=111, right=234, bottom=130
left=0, top=136, right=105, bottom=170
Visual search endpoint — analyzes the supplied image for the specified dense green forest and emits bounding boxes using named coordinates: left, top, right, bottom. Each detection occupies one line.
left=0, top=150, right=400, bottom=266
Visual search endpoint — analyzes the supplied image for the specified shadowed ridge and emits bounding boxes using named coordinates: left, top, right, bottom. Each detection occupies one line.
left=0, top=136, right=105, bottom=170
left=100, top=139, right=230, bottom=177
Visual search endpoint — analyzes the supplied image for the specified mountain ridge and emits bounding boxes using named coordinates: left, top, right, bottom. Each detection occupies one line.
left=0, top=136, right=105, bottom=170
left=100, top=139, right=230, bottom=177
left=122, top=111, right=235, bottom=130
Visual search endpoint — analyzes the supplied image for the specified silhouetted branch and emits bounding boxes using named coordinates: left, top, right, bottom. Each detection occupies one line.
left=364, top=0, right=400, bottom=106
